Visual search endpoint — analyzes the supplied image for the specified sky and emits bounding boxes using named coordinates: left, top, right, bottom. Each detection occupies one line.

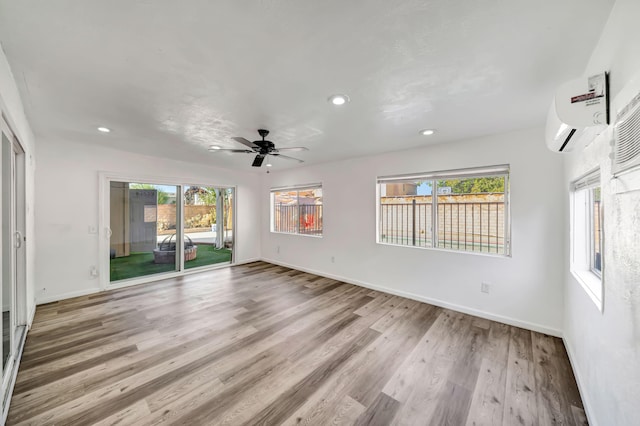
left=159, top=184, right=178, bottom=194
left=128, top=183, right=184, bottom=194
left=417, top=182, right=432, bottom=195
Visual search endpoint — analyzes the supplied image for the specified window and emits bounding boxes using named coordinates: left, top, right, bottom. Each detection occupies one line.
left=591, top=187, right=602, bottom=276
left=271, top=184, right=323, bottom=236
left=377, top=165, right=510, bottom=256
left=570, top=169, right=603, bottom=310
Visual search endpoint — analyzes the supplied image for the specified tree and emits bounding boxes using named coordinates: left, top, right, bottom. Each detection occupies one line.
left=436, top=177, right=504, bottom=194
left=200, top=187, right=218, bottom=205
left=184, top=186, right=209, bottom=205
left=129, top=183, right=170, bottom=204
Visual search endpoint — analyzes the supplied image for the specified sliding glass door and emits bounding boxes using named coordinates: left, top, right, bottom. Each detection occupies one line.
left=1, top=117, right=27, bottom=411
left=109, top=182, right=179, bottom=282
left=107, top=179, right=234, bottom=285
left=183, top=186, right=233, bottom=270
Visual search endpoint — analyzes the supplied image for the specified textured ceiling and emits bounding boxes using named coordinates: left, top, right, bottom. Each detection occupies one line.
left=0, top=0, right=614, bottom=172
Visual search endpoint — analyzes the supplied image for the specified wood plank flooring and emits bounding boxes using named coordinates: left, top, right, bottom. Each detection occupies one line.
left=7, top=262, right=587, bottom=425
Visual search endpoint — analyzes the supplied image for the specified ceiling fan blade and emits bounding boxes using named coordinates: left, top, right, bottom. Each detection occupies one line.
left=273, top=147, right=309, bottom=152
left=232, top=137, right=259, bottom=149
left=209, top=148, right=254, bottom=153
left=272, top=154, right=304, bottom=163
left=252, top=154, right=266, bottom=167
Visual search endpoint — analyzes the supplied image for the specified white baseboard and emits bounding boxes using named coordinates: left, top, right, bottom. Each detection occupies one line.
left=233, top=257, right=262, bottom=265
left=261, top=257, right=563, bottom=337
left=563, top=336, right=597, bottom=426
left=28, top=300, right=36, bottom=328
left=32, top=257, right=562, bottom=337
left=36, top=287, right=101, bottom=305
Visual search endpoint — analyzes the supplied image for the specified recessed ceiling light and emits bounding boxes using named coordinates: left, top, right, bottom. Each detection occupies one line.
left=266, top=163, right=272, bottom=167
left=328, top=94, right=350, bottom=106
left=419, top=129, right=436, bottom=136
left=210, top=145, right=221, bottom=150
left=97, top=127, right=111, bottom=133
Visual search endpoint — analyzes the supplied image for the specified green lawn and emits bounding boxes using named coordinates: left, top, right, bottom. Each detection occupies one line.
left=110, top=246, right=232, bottom=282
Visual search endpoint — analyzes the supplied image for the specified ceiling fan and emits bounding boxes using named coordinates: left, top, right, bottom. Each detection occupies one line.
left=209, top=129, right=309, bottom=167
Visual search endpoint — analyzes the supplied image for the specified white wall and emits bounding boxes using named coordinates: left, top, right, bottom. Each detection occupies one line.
left=0, top=45, right=37, bottom=324
left=261, top=127, right=566, bottom=335
left=563, top=0, right=640, bottom=424
left=35, top=138, right=261, bottom=303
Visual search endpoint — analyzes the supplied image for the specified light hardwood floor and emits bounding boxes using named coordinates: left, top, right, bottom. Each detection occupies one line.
left=8, top=262, right=587, bottom=425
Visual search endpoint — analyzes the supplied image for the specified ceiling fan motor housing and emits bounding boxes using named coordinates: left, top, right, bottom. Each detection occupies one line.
left=254, top=129, right=275, bottom=154
left=255, top=141, right=275, bottom=154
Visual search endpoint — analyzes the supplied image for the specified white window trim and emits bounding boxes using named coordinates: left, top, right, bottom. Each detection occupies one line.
left=570, top=169, right=604, bottom=312
left=376, top=164, right=511, bottom=257
left=270, top=183, right=323, bottom=237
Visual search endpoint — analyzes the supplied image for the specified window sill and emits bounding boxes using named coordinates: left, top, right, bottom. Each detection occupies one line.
left=570, top=268, right=604, bottom=312
left=271, top=231, right=323, bottom=238
left=376, top=241, right=511, bottom=258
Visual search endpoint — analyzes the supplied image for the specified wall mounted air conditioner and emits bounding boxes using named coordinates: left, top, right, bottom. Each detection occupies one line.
left=546, top=72, right=609, bottom=152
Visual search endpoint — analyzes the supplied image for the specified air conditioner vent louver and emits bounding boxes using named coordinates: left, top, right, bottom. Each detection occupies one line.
left=613, top=92, right=640, bottom=175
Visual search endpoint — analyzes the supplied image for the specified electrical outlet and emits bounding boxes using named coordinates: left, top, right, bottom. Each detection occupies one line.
left=88, top=225, right=98, bottom=234
left=90, top=266, right=99, bottom=278
left=331, top=256, right=335, bottom=263
left=276, top=246, right=280, bottom=254
left=481, top=282, right=490, bottom=294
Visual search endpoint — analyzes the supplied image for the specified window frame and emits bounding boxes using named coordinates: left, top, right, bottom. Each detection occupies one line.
left=570, top=169, right=604, bottom=311
left=270, top=183, right=323, bottom=237
left=376, top=165, right=511, bottom=257
left=589, top=187, right=602, bottom=278
left=98, top=172, right=236, bottom=292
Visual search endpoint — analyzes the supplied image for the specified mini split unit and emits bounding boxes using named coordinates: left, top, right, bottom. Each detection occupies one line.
left=546, top=72, right=609, bottom=153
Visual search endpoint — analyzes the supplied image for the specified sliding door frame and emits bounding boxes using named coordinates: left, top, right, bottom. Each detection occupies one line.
left=0, top=115, right=27, bottom=423
left=98, top=172, right=236, bottom=291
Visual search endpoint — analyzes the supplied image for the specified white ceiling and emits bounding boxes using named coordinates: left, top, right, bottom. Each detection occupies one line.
left=0, top=0, right=614, bottom=172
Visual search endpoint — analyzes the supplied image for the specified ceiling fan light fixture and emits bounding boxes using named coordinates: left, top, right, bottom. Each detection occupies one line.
left=97, top=126, right=111, bottom=133
left=328, top=94, right=350, bottom=106
left=419, top=129, right=436, bottom=136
